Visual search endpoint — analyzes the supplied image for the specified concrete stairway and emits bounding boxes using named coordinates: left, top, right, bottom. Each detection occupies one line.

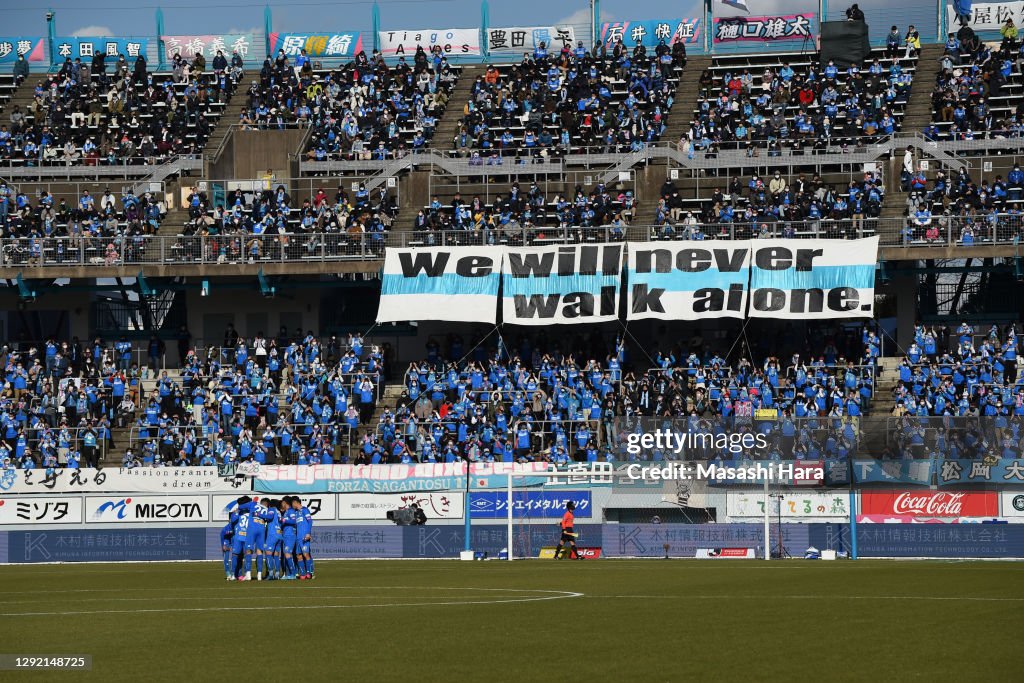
left=431, top=65, right=483, bottom=153
left=636, top=55, right=712, bottom=226
left=899, top=43, right=944, bottom=135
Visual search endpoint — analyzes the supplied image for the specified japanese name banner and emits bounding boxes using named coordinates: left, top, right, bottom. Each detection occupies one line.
left=485, top=26, right=575, bottom=54
left=713, top=14, right=815, bottom=43
left=377, top=246, right=503, bottom=324
left=627, top=241, right=751, bottom=321
left=0, top=37, right=45, bottom=64
left=161, top=34, right=257, bottom=59
left=0, top=467, right=247, bottom=494
left=746, top=237, right=878, bottom=320
left=55, top=37, right=147, bottom=60
left=378, top=28, right=481, bottom=56
left=0, top=496, right=82, bottom=525
left=600, top=19, right=702, bottom=46
left=935, top=458, right=1024, bottom=486
left=948, top=1, right=1024, bottom=31
left=502, top=244, right=623, bottom=325
left=269, top=32, right=364, bottom=58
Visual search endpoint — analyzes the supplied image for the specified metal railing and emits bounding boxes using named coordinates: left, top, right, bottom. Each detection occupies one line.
left=0, top=218, right=1019, bottom=271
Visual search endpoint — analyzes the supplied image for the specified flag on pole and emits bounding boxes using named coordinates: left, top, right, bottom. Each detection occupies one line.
left=721, top=0, right=750, bottom=12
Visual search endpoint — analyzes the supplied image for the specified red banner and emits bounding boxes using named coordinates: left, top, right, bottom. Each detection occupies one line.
left=860, top=491, right=998, bottom=518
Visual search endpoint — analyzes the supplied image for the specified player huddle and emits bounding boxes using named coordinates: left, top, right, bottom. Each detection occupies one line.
left=221, top=495, right=314, bottom=581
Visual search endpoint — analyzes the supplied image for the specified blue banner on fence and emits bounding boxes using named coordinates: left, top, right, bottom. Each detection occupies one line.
left=599, top=19, right=702, bottom=46
left=7, top=528, right=206, bottom=563
left=54, top=37, right=148, bottom=61
left=935, top=458, right=1024, bottom=486
left=0, top=37, right=45, bottom=64
left=468, top=490, right=592, bottom=519
left=602, top=523, right=810, bottom=557
left=402, top=523, right=603, bottom=558
left=269, top=32, right=365, bottom=58
left=853, top=459, right=933, bottom=485
left=852, top=523, right=1024, bottom=558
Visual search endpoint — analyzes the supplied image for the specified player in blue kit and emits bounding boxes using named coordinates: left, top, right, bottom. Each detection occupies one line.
left=230, top=504, right=252, bottom=581
left=280, top=496, right=300, bottom=580
left=220, top=512, right=238, bottom=580
left=292, top=496, right=315, bottom=580
left=236, top=496, right=268, bottom=581
left=261, top=499, right=283, bottom=580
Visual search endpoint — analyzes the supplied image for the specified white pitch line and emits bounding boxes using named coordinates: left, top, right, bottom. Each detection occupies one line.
left=590, top=594, right=1024, bottom=602
left=0, top=585, right=559, bottom=598
left=0, top=588, right=584, bottom=617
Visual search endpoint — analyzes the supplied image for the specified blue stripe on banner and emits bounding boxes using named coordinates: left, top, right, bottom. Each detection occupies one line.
left=750, top=264, right=875, bottom=291
left=628, top=269, right=749, bottom=292
left=382, top=273, right=500, bottom=297
left=502, top=274, right=620, bottom=296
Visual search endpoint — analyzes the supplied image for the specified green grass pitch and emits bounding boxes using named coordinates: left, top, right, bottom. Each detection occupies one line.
left=0, top=559, right=1019, bottom=681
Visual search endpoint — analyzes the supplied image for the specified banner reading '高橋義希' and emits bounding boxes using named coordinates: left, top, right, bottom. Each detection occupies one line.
left=376, top=246, right=502, bottom=324
left=502, top=244, right=623, bottom=325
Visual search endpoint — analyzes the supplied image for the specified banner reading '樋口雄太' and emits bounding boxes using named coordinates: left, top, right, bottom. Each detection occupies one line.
left=713, top=14, right=815, bottom=43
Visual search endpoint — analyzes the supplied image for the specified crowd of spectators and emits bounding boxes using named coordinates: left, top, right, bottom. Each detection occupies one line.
left=367, top=326, right=876, bottom=465
left=686, top=42, right=916, bottom=155
left=8, top=320, right=1024, bottom=469
left=896, top=151, right=1024, bottom=244
left=930, top=22, right=1023, bottom=140
left=455, top=38, right=682, bottom=160
left=0, top=182, right=166, bottom=265
left=169, top=182, right=396, bottom=262
left=411, top=180, right=636, bottom=245
left=1, top=49, right=242, bottom=167
left=886, top=323, right=1022, bottom=460
left=653, top=169, right=885, bottom=239
left=293, top=47, right=457, bottom=160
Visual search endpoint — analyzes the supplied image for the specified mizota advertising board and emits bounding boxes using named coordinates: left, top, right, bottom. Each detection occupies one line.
left=85, top=495, right=210, bottom=523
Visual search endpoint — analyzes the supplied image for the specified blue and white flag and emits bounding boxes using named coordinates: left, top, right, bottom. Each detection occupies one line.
left=502, top=244, right=623, bottom=325
left=627, top=241, right=751, bottom=321
left=747, top=237, right=879, bottom=320
left=377, top=246, right=502, bottom=324
left=721, top=0, right=750, bottom=13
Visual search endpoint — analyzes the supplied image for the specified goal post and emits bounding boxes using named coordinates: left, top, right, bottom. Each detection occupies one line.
left=503, top=465, right=614, bottom=560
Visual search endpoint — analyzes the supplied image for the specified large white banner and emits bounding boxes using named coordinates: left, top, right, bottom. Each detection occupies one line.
left=948, top=1, right=1024, bottom=31
left=378, top=28, right=481, bottom=56
left=211, top=493, right=337, bottom=521
left=377, top=246, right=502, bottom=324
left=85, top=495, right=211, bottom=523
left=0, top=496, right=83, bottom=525
left=627, top=241, right=751, bottom=321
left=727, top=490, right=850, bottom=519
left=337, top=491, right=464, bottom=520
left=502, top=244, right=623, bottom=326
left=485, top=25, right=575, bottom=54
left=0, top=467, right=245, bottom=494
left=747, top=237, right=878, bottom=320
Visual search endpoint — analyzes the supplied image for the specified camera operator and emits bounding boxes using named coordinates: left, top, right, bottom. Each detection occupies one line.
left=845, top=4, right=865, bottom=21
left=411, top=503, right=427, bottom=526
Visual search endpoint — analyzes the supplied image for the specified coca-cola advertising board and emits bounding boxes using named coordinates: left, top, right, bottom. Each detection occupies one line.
left=860, top=491, right=998, bottom=518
